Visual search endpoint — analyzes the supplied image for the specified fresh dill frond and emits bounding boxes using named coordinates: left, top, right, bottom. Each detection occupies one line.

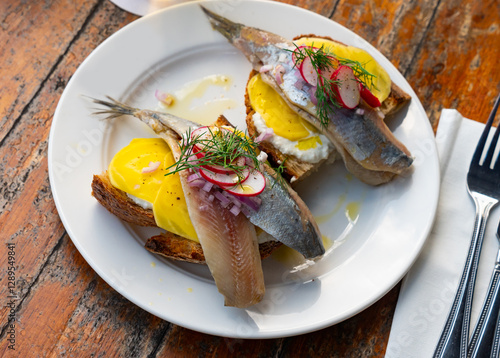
left=271, top=158, right=288, bottom=189
left=164, top=126, right=260, bottom=183
left=286, top=43, right=377, bottom=128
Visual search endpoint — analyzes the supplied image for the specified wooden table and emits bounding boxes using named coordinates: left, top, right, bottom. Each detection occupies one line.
left=1, top=0, right=498, bottom=356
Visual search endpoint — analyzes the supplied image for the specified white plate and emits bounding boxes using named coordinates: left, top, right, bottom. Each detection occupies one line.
left=109, top=0, right=192, bottom=16
left=48, top=0, right=439, bottom=338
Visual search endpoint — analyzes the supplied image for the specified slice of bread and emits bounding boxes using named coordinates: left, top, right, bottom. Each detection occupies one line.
left=91, top=116, right=282, bottom=265
left=245, top=35, right=411, bottom=183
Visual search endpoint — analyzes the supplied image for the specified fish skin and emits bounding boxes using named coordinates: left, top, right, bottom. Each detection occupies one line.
left=202, top=6, right=413, bottom=185
left=168, top=135, right=265, bottom=308
left=248, top=165, right=324, bottom=259
left=90, top=96, right=324, bottom=258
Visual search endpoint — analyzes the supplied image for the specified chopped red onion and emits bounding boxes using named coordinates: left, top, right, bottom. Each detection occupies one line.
left=236, top=195, right=261, bottom=211
left=259, top=65, right=273, bottom=73
left=222, top=191, right=242, bottom=207
left=308, top=86, right=318, bottom=105
left=187, top=172, right=202, bottom=183
left=202, top=181, right=213, bottom=192
left=255, top=127, right=274, bottom=143
left=155, top=89, right=173, bottom=106
left=274, top=65, right=286, bottom=85
left=214, top=191, right=231, bottom=208
left=355, top=108, right=365, bottom=116
left=229, top=205, right=241, bottom=216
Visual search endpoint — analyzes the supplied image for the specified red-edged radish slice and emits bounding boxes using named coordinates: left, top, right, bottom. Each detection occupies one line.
left=299, top=56, right=318, bottom=86
left=318, top=56, right=339, bottom=86
left=199, top=166, right=250, bottom=187
left=331, top=65, right=360, bottom=109
left=190, top=126, right=232, bottom=153
left=292, top=45, right=317, bottom=66
left=359, top=84, right=381, bottom=108
left=201, top=156, right=245, bottom=175
left=225, top=170, right=266, bottom=197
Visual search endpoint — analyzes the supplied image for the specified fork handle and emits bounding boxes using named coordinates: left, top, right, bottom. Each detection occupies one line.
left=433, top=195, right=495, bottom=358
left=468, top=253, right=500, bottom=358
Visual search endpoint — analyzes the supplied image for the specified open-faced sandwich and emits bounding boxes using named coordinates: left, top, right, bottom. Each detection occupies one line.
left=202, top=7, right=413, bottom=185
left=90, top=98, right=324, bottom=308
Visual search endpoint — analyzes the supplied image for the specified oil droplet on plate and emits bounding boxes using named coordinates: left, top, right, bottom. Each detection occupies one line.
left=158, top=74, right=237, bottom=125
left=150, top=261, right=156, bottom=268
left=322, top=235, right=333, bottom=250
left=315, top=192, right=347, bottom=225
left=187, top=287, right=193, bottom=293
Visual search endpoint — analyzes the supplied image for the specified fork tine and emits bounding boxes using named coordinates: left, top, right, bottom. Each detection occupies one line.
left=471, top=95, right=500, bottom=166
left=484, top=122, right=500, bottom=168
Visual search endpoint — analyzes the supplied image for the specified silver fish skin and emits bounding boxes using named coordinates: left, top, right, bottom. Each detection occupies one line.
left=90, top=97, right=324, bottom=259
left=201, top=6, right=413, bottom=185
left=249, top=165, right=324, bottom=259
left=167, top=134, right=265, bottom=308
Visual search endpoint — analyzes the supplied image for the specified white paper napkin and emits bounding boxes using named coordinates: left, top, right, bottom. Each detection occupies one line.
left=385, top=110, right=500, bottom=357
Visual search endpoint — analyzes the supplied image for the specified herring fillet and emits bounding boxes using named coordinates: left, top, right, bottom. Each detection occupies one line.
left=201, top=6, right=413, bottom=185
left=168, top=135, right=265, bottom=308
left=248, top=166, right=324, bottom=259
left=90, top=97, right=324, bottom=259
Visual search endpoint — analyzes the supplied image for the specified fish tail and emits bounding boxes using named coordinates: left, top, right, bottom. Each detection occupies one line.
left=89, top=96, right=138, bottom=119
left=200, top=5, right=241, bottom=43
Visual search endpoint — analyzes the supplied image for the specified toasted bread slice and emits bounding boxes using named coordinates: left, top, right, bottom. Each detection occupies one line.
left=91, top=115, right=282, bottom=265
left=245, top=35, right=411, bottom=182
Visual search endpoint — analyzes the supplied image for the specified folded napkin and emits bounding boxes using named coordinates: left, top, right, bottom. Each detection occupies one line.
left=385, top=110, right=500, bottom=357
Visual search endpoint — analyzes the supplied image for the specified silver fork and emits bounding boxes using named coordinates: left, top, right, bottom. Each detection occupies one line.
left=433, top=95, right=500, bottom=358
left=468, top=218, right=500, bottom=357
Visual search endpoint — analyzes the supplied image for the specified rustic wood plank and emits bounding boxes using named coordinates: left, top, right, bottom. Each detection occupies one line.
left=277, top=0, right=338, bottom=17
left=404, top=0, right=500, bottom=127
left=0, top=0, right=136, bottom=298
left=0, top=0, right=101, bottom=143
left=0, top=233, right=169, bottom=357
left=154, top=326, right=283, bottom=357
left=280, top=285, right=400, bottom=357
left=0, top=0, right=137, bottom=349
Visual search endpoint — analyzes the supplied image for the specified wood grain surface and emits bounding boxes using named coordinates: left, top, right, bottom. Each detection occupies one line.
left=1, top=0, right=498, bottom=357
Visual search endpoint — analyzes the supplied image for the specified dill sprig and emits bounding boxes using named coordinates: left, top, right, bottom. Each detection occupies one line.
left=165, top=127, right=261, bottom=183
left=288, top=44, right=377, bottom=128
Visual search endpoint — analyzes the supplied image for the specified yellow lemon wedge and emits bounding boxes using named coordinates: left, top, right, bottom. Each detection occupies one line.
left=294, top=37, right=392, bottom=103
left=108, top=138, right=199, bottom=242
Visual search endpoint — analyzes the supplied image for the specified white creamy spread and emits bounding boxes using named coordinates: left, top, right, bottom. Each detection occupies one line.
left=127, top=193, right=153, bottom=210
left=252, top=112, right=332, bottom=163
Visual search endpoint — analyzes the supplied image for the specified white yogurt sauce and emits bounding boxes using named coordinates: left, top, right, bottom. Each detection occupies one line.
left=252, top=112, right=332, bottom=163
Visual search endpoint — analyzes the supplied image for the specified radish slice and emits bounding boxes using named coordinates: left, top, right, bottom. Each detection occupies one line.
left=359, top=84, right=382, bottom=108
left=292, top=45, right=319, bottom=66
left=225, top=170, right=266, bottom=197
left=202, top=156, right=245, bottom=174
left=299, top=56, right=318, bottom=86
left=199, top=166, right=250, bottom=187
left=318, top=56, right=339, bottom=86
left=190, top=126, right=232, bottom=153
left=331, top=65, right=360, bottom=109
